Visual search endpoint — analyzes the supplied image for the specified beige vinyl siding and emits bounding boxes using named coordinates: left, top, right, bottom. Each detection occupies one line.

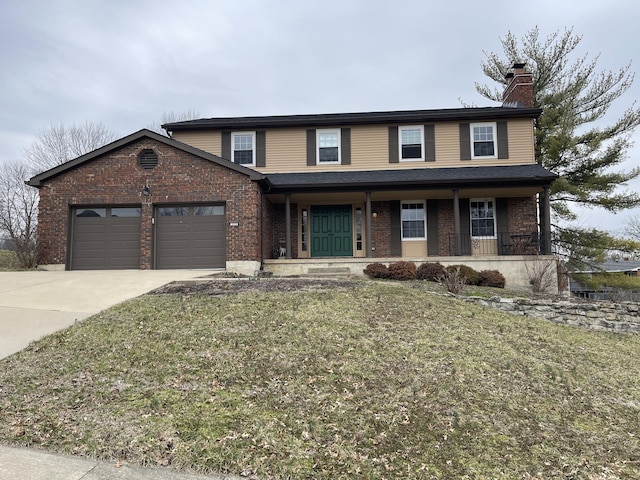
left=172, top=131, right=222, bottom=157
left=172, top=117, right=536, bottom=172
left=262, top=128, right=307, bottom=172
left=350, top=125, right=389, bottom=167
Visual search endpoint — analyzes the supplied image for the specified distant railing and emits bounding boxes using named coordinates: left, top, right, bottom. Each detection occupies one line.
left=445, top=231, right=552, bottom=256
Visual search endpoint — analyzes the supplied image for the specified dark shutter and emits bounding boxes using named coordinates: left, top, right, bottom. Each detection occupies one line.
left=341, top=128, right=351, bottom=165
left=424, top=124, right=435, bottom=162
left=390, top=200, right=402, bottom=256
left=496, top=197, right=510, bottom=254
left=307, top=129, right=316, bottom=166
left=497, top=121, right=509, bottom=159
left=459, top=199, right=472, bottom=255
left=221, top=131, right=231, bottom=160
left=388, top=126, right=399, bottom=163
left=426, top=199, right=439, bottom=255
left=459, top=123, right=471, bottom=160
left=256, top=131, right=266, bottom=167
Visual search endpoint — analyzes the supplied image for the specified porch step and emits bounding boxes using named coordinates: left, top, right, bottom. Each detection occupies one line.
left=303, top=267, right=352, bottom=278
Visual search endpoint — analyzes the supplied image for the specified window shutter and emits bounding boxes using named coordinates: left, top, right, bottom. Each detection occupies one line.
left=221, top=131, right=231, bottom=160
left=341, top=128, right=351, bottom=165
left=307, top=129, right=316, bottom=166
left=497, top=122, right=509, bottom=159
left=390, top=200, right=402, bottom=256
left=496, top=197, right=510, bottom=255
left=256, top=131, right=266, bottom=167
left=426, top=199, right=439, bottom=255
left=459, top=124, right=471, bottom=160
left=459, top=199, right=472, bottom=255
left=424, top=124, right=435, bottom=162
left=388, top=126, right=399, bottom=163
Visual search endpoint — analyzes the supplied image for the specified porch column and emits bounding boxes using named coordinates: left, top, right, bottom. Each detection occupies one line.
left=285, top=193, right=292, bottom=259
left=453, top=188, right=461, bottom=256
left=365, top=191, right=372, bottom=257
left=540, top=187, right=552, bottom=254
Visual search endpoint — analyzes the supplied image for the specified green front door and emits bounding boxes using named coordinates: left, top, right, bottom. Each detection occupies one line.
left=310, top=205, right=353, bottom=257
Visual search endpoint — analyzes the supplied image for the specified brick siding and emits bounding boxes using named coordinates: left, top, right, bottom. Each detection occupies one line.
left=37, top=138, right=262, bottom=268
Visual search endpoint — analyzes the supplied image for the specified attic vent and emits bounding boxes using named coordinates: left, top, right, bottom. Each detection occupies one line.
left=138, top=149, right=158, bottom=170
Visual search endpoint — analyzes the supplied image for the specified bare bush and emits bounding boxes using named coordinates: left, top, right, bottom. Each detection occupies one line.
left=525, top=258, right=557, bottom=293
left=440, top=266, right=466, bottom=295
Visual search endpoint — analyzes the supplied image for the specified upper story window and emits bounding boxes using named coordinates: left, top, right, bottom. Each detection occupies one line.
left=317, top=129, right=340, bottom=164
left=470, top=198, right=496, bottom=238
left=232, top=132, right=256, bottom=166
left=471, top=123, right=497, bottom=159
left=401, top=201, right=426, bottom=240
left=399, top=126, right=424, bottom=161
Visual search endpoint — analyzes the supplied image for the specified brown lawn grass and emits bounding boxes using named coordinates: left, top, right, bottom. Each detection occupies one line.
left=0, top=280, right=638, bottom=479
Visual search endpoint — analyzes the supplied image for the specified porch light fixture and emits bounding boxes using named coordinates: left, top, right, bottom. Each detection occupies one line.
left=142, top=185, right=151, bottom=196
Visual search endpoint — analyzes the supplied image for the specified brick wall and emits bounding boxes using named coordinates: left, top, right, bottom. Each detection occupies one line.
left=271, top=203, right=299, bottom=259
left=507, top=196, right=538, bottom=234
left=371, top=201, right=392, bottom=257
left=36, top=138, right=262, bottom=268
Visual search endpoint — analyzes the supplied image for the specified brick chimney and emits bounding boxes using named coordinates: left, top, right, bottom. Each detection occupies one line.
left=502, top=62, right=534, bottom=108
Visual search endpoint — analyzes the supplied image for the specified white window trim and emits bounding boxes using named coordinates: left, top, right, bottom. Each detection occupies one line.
left=399, top=125, right=425, bottom=162
left=316, top=128, right=341, bottom=165
left=231, top=131, right=256, bottom=166
left=470, top=198, right=497, bottom=239
left=470, top=122, right=497, bottom=159
left=401, top=200, right=427, bottom=240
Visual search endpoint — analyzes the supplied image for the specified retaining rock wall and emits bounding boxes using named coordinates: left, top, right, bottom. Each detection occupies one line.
left=463, top=296, right=640, bottom=334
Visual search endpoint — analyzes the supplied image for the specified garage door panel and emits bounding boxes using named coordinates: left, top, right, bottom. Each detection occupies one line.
left=155, top=205, right=226, bottom=269
left=71, top=207, right=141, bottom=270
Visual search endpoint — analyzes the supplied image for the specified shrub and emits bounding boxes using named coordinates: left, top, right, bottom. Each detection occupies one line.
left=388, top=261, right=417, bottom=281
left=478, top=269, right=506, bottom=288
left=363, top=263, right=390, bottom=279
left=441, top=266, right=466, bottom=294
left=416, top=262, right=445, bottom=281
left=446, top=264, right=480, bottom=285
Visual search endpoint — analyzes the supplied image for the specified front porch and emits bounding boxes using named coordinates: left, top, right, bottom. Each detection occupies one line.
left=262, top=254, right=558, bottom=292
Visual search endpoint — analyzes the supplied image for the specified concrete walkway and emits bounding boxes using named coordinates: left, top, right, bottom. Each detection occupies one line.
left=0, top=269, right=243, bottom=479
left=0, top=444, right=241, bottom=479
left=0, top=269, right=210, bottom=359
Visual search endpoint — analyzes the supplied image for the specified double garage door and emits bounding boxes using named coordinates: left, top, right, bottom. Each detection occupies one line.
left=70, top=205, right=226, bottom=270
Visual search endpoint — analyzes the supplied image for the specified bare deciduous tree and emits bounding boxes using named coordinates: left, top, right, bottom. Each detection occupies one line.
left=0, top=161, right=39, bottom=268
left=24, top=121, right=118, bottom=172
left=147, top=110, right=201, bottom=136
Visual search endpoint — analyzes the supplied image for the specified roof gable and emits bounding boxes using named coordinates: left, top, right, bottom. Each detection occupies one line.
left=27, top=129, right=263, bottom=187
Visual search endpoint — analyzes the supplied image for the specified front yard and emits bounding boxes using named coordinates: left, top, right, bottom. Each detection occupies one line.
left=0, top=279, right=639, bottom=479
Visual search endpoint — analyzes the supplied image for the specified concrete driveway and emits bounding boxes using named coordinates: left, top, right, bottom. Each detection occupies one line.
left=0, top=270, right=209, bottom=359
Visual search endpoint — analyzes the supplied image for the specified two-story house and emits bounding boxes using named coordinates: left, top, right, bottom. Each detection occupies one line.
left=28, top=64, right=558, bottom=288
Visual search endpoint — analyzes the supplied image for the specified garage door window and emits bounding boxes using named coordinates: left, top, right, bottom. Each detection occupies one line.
left=159, top=207, right=188, bottom=216
left=76, top=208, right=106, bottom=217
left=195, top=206, right=224, bottom=216
left=111, top=207, right=141, bottom=217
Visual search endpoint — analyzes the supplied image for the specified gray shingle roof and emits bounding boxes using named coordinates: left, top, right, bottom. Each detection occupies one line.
left=264, top=164, right=557, bottom=192
left=163, top=107, right=542, bottom=131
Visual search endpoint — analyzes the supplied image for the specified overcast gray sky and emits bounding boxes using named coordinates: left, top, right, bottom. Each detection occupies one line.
left=2, top=0, right=640, bottom=230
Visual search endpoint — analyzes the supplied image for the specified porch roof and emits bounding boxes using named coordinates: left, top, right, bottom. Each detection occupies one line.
left=263, top=164, right=558, bottom=193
